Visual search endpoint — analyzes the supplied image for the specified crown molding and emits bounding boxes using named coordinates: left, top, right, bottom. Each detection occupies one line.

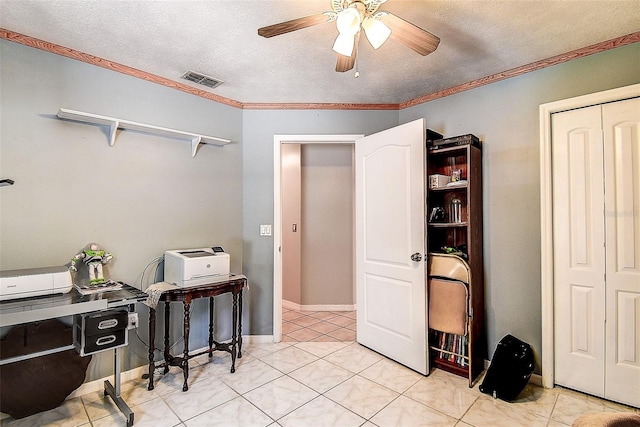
left=1, top=29, right=638, bottom=111
left=0, top=29, right=243, bottom=109
left=241, top=102, right=399, bottom=110
left=400, top=31, right=640, bottom=109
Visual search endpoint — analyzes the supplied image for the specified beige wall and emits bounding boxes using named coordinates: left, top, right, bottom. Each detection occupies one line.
left=281, top=143, right=355, bottom=308
left=281, top=144, right=301, bottom=304
left=300, top=144, right=354, bottom=306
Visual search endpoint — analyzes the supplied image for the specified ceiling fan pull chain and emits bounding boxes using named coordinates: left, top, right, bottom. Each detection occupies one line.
left=354, top=33, right=361, bottom=78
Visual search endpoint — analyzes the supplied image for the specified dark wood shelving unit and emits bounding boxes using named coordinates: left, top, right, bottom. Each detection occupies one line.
left=426, top=140, right=485, bottom=387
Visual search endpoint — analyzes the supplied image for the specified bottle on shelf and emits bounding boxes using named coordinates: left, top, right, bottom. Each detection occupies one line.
left=450, top=197, right=462, bottom=223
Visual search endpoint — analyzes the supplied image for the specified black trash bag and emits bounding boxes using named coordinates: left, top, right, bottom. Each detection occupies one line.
left=479, top=334, right=535, bottom=401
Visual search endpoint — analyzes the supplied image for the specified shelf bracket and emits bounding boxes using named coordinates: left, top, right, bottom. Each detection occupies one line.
left=191, top=135, right=202, bottom=157
left=109, top=121, right=119, bottom=147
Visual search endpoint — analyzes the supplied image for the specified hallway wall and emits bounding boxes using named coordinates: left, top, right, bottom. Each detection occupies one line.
left=300, top=144, right=354, bottom=307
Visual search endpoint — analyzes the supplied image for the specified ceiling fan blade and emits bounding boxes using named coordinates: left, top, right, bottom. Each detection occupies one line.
left=335, top=53, right=356, bottom=72
left=380, top=13, right=440, bottom=55
left=258, top=14, right=330, bottom=38
left=335, top=32, right=360, bottom=72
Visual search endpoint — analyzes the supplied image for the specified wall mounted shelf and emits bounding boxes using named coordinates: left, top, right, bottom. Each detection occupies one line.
left=57, top=108, right=231, bottom=157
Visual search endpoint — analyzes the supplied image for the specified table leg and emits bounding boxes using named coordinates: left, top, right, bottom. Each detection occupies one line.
left=163, top=302, right=170, bottom=374
left=230, top=291, right=237, bottom=373
left=238, top=289, right=243, bottom=359
left=114, top=346, right=121, bottom=395
left=105, top=347, right=134, bottom=426
left=147, top=307, right=156, bottom=390
left=208, top=296, right=214, bottom=357
left=182, top=299, right=191, bottom=391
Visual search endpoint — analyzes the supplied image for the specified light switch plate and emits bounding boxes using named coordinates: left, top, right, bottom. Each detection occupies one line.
left=260, top=224, right=272, bottom=236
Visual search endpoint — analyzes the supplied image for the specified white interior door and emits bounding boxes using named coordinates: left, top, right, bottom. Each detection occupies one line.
left=552, top=105, right=606, bottom=397
left=602, top=98, right=640, bottom=407
left=355, top=119, right=428, bottom=374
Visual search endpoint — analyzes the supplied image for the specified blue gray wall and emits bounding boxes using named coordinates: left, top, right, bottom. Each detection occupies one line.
left=0, top=40, right=243, bottom=380
left=400, top=42, right=640, bottom=366
left=241, top=110, right=399, bottom=336
left=2, top=37, right=639, bottom=382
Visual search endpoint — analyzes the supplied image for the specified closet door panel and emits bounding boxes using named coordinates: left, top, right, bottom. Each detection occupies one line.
left=552, top=105, right=606, bottom=397
left=603, top=97, right=640, bottom=407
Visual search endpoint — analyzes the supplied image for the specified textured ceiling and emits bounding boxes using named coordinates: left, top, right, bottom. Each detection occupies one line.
left=1, top=0, right=639, bottom=105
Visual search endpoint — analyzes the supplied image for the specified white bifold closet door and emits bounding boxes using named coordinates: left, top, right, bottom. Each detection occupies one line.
left=552, top=97, right=640, bottom=408
left=602, top=99, right=640, bottom=406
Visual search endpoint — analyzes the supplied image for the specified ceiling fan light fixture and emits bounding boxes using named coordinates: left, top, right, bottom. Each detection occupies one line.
left=258, top=0, right=440, bottom=73
left=362, top=16, right=391, bottom=49
left=336, top=7, right=361, bottom=35
left=332, top=33, right=355, bottom=56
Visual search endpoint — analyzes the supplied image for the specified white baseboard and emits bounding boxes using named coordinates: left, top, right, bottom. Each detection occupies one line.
left=282, top=300, right=356, bottom=312
left=282, top=300, right=301, bottom=311
left=530, top=373, right=543, bottom=387
left=67, top=337, right=278, bottom=399
left=483, top=358, right=543, bottom=387
left=242, top=335, right=274, bottom=344
left=68, top=364, right=150, bottom=399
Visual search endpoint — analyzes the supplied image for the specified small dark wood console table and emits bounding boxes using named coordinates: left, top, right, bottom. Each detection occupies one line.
left=146, top=275, right=246, bottom=392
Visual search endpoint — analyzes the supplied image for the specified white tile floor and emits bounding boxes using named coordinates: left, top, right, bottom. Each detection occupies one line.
left=282, top=309, right=357, bottom=343
left=2, top=311, right=638, bottom=426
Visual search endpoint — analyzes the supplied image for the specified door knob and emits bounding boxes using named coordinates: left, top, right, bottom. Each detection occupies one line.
left=411, top=253, right=423, bottom=262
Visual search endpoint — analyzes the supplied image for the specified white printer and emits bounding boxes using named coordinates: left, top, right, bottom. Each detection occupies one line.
left=0, top=266, right=73, bottom=301
left=164, top=247, right=230, bottom=287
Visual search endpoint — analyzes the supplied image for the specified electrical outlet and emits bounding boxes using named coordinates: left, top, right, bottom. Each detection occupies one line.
left=127, top=312, right=139, bottom=330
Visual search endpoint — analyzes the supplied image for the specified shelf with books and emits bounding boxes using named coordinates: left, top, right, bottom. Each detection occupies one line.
left=426, top=136, right=484, bottom=387
left=430, top=330, right=469, bottom=365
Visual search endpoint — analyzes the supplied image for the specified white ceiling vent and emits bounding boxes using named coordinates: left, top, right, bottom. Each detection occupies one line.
left=181, top=71, right=224, bottom=89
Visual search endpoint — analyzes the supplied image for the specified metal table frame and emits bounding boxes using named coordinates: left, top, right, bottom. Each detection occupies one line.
left=0, top=284, right=146, bottom=427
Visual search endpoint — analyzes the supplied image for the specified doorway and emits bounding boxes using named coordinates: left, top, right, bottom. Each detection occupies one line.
left=273, top=134, right=363, bottom=342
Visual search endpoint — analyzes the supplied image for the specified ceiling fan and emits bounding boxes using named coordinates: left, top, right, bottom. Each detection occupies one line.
left=258, top=0, right=440, bottom=73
